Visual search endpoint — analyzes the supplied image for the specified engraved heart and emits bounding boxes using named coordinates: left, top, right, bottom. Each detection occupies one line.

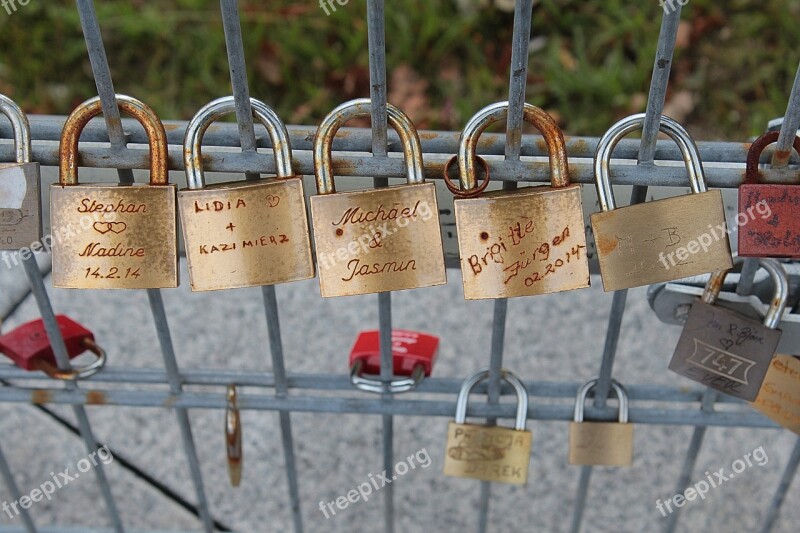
left=93, top=222, right=111, bottom=234
left=266, top=195, right=280, bottom=208
left=107, top=222, right=127, bottom=234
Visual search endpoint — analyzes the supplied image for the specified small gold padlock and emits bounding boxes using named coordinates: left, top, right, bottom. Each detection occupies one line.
left=568, top=378, right=634, bottom=467
left=446, top=101, right=589, bottom=300
left=443, top=369, right=531, bottom=485
left=310, top=98, right=446, bottom=297
left=0, top=94, right=42, bottom=250
left=51, top=95, right=178, bottom=289
left=179, top=96, right=314, bottom=291
left=590, top=113, right=732, bottom=292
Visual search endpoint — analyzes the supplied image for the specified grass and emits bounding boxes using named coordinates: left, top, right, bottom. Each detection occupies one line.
left=1, top=0, right=799, bottom=139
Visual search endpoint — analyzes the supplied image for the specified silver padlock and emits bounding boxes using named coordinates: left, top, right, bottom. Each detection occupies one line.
left=0, top=94, right=41, bottom=250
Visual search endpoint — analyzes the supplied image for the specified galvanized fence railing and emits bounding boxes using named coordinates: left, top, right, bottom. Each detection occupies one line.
left=0, top=1, right=799, bottom=532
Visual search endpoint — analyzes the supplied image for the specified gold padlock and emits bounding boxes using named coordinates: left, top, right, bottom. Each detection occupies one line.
left=445, top=101, right=589, bottom=300
left=51, top=95, right=178, bottom=289
left=310, top=98, right=446, bottom=297
left=0, top=94, right=42, bottom=250
left=568, top=378, right=634, bottom=467
left=443, top=369, right=531, bottom=485
left=590, top=113, right=732, bottom=292
left=178, top=96, right=314, bottom=291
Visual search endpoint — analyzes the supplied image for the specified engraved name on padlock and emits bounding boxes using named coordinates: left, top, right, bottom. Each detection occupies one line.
left=0, top=94, right=42, bottom=250
left=443, top=369, right=532, bottom=485
left=590, top=114, right=733, bottom=292
left=738, top=131, right=800, bottom=258
left=447, top=101, right=589, bottom=300
left=568, top=378, right=634, bottom=467
left=310, top=99, right=446, bottom=297
left=669, top=258, right=787, bottom=401
left=179, top=96, right=314, bottom=291
left=50, top=95, right=178, bottom=289
left=751, top=355, right=800, bottom=434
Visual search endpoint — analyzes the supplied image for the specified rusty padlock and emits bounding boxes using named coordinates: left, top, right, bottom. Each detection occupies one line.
left=443, top=369, right=531, bottom=485
left=0, top=315, right=106, bottom=380
left=0, top=94, right=42, bottom=250
left=179, top=96, right=314, bottom=291
left=310, top=98, right=446, bottom=297
left=445, top=101, right=589, bottom=300
left=349, top=329, right=438, bottom=393
left=669, top=258, right=787, bottom=401
left=50, top=95, right=178, bottom=289
left=568, top=378, right=633, bottom=467
left=738, top=130, right=800, bottom=258
left=591, top=113, right=733, bottom=292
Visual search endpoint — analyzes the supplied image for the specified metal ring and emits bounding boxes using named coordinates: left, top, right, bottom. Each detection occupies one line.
left=33, top=338, right=107, bottom=381
left=443, top=155, right=490, bottom=198
left=226, top=384, right=242, bottom=487
left=349, top=360, right=426, bottom=394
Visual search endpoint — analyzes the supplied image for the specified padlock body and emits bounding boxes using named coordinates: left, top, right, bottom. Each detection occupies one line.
left=0, top=162, right=42, bottom=250
left=310, top=182, right=446, bottom=297
left=568, top=421, right=633, bottom=466
left=0, top=315, right=93, bottom=370
left=738, top=184, right=800, bottom=258
left=443, top=422, right=531, bottom=485
left=454, top=184, right=589, bottom=299
left=178, top=177, right=314, bottom=291
left=669, top=300, right=781, bottom=401
left=751, top=355, right=800, bottom=435
left=50, top=183, right=178, bottom=289
left=349, top=329, right=439, bottom=376
left=591, top=190, right=732, bottom=292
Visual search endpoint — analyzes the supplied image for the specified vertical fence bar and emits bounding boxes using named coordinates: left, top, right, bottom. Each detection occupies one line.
left=21, top=256, right=123, bottom=532
left=772, top=61, right=800, bottom=168
left=76, top=2, right=213, bottom=530
left=0, top=443, right=36, bottom=532
left=760, top=437, right=800, bottom=533
left=219, top=1, right=304, bottom=530
left=365, top=1, right=394, bottom=531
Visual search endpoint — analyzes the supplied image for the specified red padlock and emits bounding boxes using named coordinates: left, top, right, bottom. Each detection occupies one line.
left=0, top=315, right=106, bottom=380
left=349, top=329, right=439, bottom=393
left=738, top=131, right=800, bottom=258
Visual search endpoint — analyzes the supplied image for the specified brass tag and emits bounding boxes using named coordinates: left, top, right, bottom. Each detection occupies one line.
left=443, top=422, right=531, bottom=485
left=310, top=182, right=446, bottom=297
left=590, top=190, right=732, bottom=292
left=50, top=184, right=178, bottom=289
left=568, top=421, right=633, bottom=467
left=454, top=185, right=589, bottom=299
left=0, top=162, right=42, bottom=250
left=751, top=355, right=800, bottom=434
left=178, top=177, right=314, bottom=291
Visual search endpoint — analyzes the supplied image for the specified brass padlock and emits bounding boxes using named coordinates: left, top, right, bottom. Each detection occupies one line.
left=443, top=369, right=531, bottom=485
left=568, top=378, right=633, bottom=467
left=179, top=96, right=314, bottom=291
left=590, top=113, right=732, bottom=292
left=51, top=95, right=178, bottom=289
left=0, top=94, right=41, bottom=250
left=310, top=98, right=446, bottom=297
left=669, top=258, right=787, bottom=401
left=445, top=101, right=589, bottom=300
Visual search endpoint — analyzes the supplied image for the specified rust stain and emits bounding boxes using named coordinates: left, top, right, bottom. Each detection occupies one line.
left=31, top=389, right=52, bottom=405
left=570, top=138, right=589, bottom=155
left=418, top=132, right=438, bottom=140
left=163, top=395, right=178, bottom=408
left=535, top=138, right=548, bottom=152
left=85, top=390, right=107, bottom=405
left=163, top=123, right=183, bottom=132
left=595, top=233, right=619, bottom=255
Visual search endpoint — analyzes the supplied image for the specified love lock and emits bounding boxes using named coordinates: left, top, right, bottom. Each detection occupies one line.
left=348, top=329, right=438, bottom=393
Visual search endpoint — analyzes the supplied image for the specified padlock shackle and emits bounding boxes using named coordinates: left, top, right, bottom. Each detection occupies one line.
left=573, top=377, right=628, bottom=424
left=0, top=94, right=32, bottom=164
left=456, top=101, right=569, bottom=192
left=702, top=257, right=788, bottom=329
left=350, top=360, right=426, bottom=394
left=744, top=130, right=800, bottom=184
left=313, top=98, right=424, bottom=195
left=454, top=368, right=528, bottom=431
left=594, top=113, right=706, bottom=211
left=225, top=384, right=242, bottom=487
left=184, top=96, right=295, bottom=189
left=59, top=95, right=169, bottom=186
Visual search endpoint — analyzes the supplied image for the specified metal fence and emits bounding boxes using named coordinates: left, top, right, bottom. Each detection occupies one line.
left=0, top=1, right=799, bottom=532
